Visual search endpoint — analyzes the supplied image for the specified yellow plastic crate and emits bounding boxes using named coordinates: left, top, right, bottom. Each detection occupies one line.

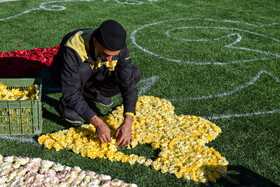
left=0, top=78, right=42, bottom=135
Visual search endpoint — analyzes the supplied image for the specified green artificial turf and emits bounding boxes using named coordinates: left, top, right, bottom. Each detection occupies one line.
left=0, top=0, right=279, bottom=186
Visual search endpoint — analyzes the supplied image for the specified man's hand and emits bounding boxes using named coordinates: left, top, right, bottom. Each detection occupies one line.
left=115, top=115, right=133, bottom=147
left=90, top=115, right=111, bottom=143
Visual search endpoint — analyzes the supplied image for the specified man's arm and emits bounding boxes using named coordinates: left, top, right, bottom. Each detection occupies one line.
left=61, top=47, right=112, bottom=143
left=113, top=46, right=139, bottom=146
left=116, top=45, right=138, bottom=116
left=90, top=115, right=112, bottom=143
left=115, top=114, right=133, bottom=147
left=60, top=47, right=96, bottom=122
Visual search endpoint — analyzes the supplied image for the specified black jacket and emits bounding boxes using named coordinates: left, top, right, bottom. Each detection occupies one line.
left=50, top=29, right=138, bottom=122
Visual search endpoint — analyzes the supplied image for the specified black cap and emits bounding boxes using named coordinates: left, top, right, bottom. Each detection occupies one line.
left=94, top=20, right=126, bottom=51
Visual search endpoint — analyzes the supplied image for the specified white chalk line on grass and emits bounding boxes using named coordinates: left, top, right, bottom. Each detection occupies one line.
left=0, top=0, right=19, bottom=2
left=133, top=72, right=280, bottom=120
left=204, top=109, right=280, bottom=120
left=131, top=18, right=280, bottom=65
left=114, top=0, right=157, bottom=5
left=138, top=76, right=159, bottom=96
left=168, top=70, right=280, bottom=120
left=0, top=0, right=156, bottom=21
left=168, top=70, right=280, bottom=101
left=0, top=8, right=41, bottom=22
left=166, top=29, right=280, bottom=59
left=134, top=72, right=280, bottom=120
left=0, top=135, right=38, bottom=144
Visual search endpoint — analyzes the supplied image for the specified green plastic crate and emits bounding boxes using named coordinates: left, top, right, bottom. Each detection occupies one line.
left=0, top=78, right=42, bottom=135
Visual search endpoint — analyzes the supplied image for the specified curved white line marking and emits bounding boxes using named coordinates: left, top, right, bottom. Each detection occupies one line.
left=0, top=0, right=155, bottom=21
left=168, top=70, right=280, bottom=120
left=168, top=70, right=280, bottom=101
left=114, top=0, right=157, bottom=5
left=138, top=76, right=159, bottom=96
left=204, top=109, right=280, bottom=120
left=0, top=0, right=95, bottom=21
left=0, top=0, right=19, bottom=2
left=0, top=8, right=41, bottom=21
left=131, top=18, right=280, bottom=65
left=166, top=28, right=279, bottom=58
left=134, top=73, right=280, bottom=120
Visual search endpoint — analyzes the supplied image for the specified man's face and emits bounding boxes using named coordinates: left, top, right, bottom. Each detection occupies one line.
left=94, top=38, right=121, bottom=62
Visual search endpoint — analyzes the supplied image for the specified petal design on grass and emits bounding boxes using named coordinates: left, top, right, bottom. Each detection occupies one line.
left=39, top=96, right=228, bottom=183
left=0, top=154, right=137, bottom=186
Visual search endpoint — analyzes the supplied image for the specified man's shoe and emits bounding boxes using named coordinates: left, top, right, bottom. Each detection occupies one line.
left=83, top=89, right=113, bottom=106
left=59, top=104, right=82, bottom=124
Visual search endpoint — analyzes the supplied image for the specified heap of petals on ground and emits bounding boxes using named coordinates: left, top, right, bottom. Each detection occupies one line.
left=0, top=46, right=59, bottom=78
left=0, top=46, right=59, bottom=67
left=38, top=95, right=228, bottom=183
left=0, top=154, right=137, bottom=186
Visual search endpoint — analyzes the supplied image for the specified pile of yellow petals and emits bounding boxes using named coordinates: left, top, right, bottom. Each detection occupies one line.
left=38, top=95, right=228, bottom=183
left=0, top=83, right=39, bottom=100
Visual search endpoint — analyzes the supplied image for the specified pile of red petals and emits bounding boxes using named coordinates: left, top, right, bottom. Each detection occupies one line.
left=0, top=45, right=59, bottom=78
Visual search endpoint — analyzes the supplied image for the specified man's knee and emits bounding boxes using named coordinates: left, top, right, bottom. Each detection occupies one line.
left=132, top=66, right=141, bottom=84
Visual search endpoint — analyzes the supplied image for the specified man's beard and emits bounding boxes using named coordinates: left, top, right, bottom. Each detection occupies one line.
left=94, top=46, right=107, bottom=63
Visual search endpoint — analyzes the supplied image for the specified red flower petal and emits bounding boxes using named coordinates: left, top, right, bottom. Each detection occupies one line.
left=0, top=45, right=60, bottom=78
